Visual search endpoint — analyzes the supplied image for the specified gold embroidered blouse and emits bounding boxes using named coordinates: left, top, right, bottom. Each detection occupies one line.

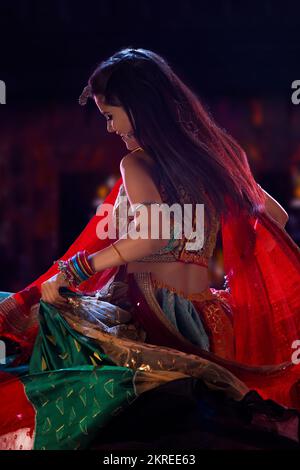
left=112, top=181, right=220, bottom=268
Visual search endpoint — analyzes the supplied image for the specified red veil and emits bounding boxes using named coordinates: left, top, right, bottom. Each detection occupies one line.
left=1, top=177, right=300, bottom=408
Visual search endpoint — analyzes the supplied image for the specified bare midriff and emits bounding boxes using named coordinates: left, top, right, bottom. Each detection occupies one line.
left=126, top=261, right=209, bottom=296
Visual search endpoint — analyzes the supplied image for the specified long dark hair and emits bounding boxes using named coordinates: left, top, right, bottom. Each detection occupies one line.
left=79, top=47, right=265, bottom=220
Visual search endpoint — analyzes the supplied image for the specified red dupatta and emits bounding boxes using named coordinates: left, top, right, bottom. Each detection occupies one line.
left=0, top=178, right=122, bottom=362
left=221, top=198, right=300, bottom=366
left=1, top=176, right=300, bottom=405
left=221, top=199, right=300, bottom=407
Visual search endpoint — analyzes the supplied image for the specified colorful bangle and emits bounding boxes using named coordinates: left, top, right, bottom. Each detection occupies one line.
left=57, top=260, right=76, bottom=285
left=78, top=252, right=94, bottom=276
left=57, top=250, right=96, bottom=287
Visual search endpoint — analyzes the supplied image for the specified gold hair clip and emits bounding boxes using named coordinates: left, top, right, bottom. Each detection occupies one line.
left=78, top=85, right=92, bottom=106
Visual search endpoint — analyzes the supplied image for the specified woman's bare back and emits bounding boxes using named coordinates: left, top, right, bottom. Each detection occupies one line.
left=126, top=261, right=209, bottom=295
left=125, top=150, right=210, bottom=296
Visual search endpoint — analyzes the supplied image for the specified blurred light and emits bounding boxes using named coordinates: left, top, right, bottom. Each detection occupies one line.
left=250, top=99, right=263, bottom=127
left=96, top=185, right=108, bottom=199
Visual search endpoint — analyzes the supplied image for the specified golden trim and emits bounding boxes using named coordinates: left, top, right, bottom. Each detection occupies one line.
left=132, top=272, right=212, bottom=347
left=61, top=309, right=249, bottom=401
left=58, top=271, right=294, bottom=407
left=150, top=277, right=214, bottom=302
left=113, top=182, right=220, bottom=267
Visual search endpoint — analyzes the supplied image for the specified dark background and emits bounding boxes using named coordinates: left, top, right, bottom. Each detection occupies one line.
left=0, top=0, right=300, bottom=291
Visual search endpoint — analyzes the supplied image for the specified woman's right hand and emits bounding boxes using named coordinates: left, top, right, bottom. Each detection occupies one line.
left=41, top=272, right=70, bottom=307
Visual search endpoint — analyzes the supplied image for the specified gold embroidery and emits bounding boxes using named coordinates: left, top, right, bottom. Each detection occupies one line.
left=79, top=387, right=87, bottom=407
left=46, top=335, right=56, bottom=346
left=58, top=352, right=69, bottom=360
left=104, top=378, right=115, bottom=398
left=60, top=323, right=67, bottom=336
left=113, top=183, right=220, bottom=267
left=89, top=355, right=98, bottom=366
left=61, top=297, right=286, bottom=403
left=73, top=338, right=81, bottom=352
left=151, top=277, right=214, bottom=302
left=56, top=424, right=65, bottom=441
left=196, top=300, right=235, bottom=360
left=55, top=397, right=64, bottom=415
left=59, top=270, right=294, bottom=412
left=79, top=417, right=88, bottom=435
left=92, top=397, right=102, bottom=418
left=68, top=407, right=76, bottom=426
left=41, top=356, right=47, bottom=371
left=41, top=417, right=52, bottom=435
left=93, top=351, right=102, bottom=362
left=111, top=406, right=123, bottom=416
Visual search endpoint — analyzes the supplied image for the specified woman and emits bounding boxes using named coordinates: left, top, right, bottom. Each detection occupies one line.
left=0, top=48, right=300, bottom=450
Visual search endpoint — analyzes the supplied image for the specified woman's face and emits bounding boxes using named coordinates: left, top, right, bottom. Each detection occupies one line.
left=94, top=95, right=140, bottom=151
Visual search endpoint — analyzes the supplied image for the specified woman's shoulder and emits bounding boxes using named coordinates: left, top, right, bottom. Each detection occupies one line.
left=119, top=148, right=164, bottom=206
left=120, top=148, right=160, bottom=187
left=120, top=148, right=155, bottom=170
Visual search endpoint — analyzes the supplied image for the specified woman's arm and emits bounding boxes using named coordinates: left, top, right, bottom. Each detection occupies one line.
left=41, top=155, right=169, bottom=305
left=260, top=186, right=289, bottom=228
left=89, top=153, right=169, bottom=272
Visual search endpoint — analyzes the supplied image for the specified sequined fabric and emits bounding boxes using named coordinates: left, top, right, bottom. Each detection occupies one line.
left=58, top=281, right=147, bottom=343
left=55, top=271, right=247, bottom=402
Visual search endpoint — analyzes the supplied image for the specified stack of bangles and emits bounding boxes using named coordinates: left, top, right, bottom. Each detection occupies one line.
left=57, top=250, right=96, bottom=288
left=56, top=244, right=127, bottom=288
